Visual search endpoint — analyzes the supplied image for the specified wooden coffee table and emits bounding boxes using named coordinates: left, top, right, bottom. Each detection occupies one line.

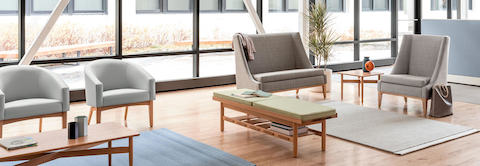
left=339, top=70, right=383, bottom=104
left=0, top=122, right=139, bottom=166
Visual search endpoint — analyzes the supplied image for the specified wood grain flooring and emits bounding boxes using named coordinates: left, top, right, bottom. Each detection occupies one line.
left=2, top=74, right=480, bottom=166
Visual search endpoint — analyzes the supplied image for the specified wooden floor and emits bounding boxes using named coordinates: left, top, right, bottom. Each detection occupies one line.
left=2, top=74, right=480, bottom=166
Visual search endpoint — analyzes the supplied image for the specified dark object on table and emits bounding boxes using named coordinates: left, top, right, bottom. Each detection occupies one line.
left=430, top=84, right=453, bottom=117
left=68, top=122, right=78, bottom=139
left=75, top=116, right=88, bottom=137
left=362, top=56, right=374, bottom=72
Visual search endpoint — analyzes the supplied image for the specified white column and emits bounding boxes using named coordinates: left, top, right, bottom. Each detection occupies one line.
left=243, top=0, right=266, bottom=34
left=299, top=0, right=310, bottom=55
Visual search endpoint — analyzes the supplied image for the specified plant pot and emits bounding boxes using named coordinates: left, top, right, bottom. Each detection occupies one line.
left=310, top=68, right=332, bottom=93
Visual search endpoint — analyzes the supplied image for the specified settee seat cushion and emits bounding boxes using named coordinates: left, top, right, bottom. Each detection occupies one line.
left=253, top=69, right=324, bottom=83
left=381, top=74, right=430, bottom=87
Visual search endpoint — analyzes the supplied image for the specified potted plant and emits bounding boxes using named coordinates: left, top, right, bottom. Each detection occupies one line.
left=308, top=3, right=339, bottom=93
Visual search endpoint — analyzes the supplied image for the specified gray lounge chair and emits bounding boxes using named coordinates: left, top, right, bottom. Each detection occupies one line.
left=0, top=66, right=69, bottom=138
left=378, top=34, right=450, bottom=117
left=85, top=59, right=155, bottom=127
left=233, top=32, right=327, bottom=97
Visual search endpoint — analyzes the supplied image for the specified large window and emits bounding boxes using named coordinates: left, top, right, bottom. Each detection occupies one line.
left=0, top=0, right=18, bottom=62
left=26, top=0, right=114, bottom=60
left=0, top=0, right=400, bottom=90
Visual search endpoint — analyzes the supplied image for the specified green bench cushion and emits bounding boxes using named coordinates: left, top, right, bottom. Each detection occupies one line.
left=213, top=89, right=280, bottom=106
left=253, top=98, right=336, bottom=122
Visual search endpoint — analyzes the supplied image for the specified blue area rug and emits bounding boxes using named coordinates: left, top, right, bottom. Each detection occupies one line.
left=1, top=129, right=255, bottom=166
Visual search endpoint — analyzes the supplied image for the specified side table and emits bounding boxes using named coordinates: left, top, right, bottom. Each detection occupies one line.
left=339, top=70, right=383, bottom=104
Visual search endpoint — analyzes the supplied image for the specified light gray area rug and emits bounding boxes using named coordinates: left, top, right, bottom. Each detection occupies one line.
left=309, top=101, right=478, bottom=155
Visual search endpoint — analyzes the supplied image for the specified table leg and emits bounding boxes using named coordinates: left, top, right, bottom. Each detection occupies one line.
left=292, top=123, right=298, bottom=158
left=341, top=74, right=344, bottom=100
left=129, top=137, right=133, bottom=166
left=361, top=77, right=364, bottom=104
left=220, top=103, right=224, bottom=132
left=357, top=76, right=361, bottom=96
left=108, top=141, right=112, bottom=166
left=322, top=120, right=326, bottom=151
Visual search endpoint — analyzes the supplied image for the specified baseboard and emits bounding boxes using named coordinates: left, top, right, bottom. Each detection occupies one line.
left=448, top=74, right=480, bottom=86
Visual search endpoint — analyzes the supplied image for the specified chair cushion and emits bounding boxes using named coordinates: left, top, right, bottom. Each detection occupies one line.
left=213, top=89, right=281, bottom=106
left=253, top=97, right=336, bottom=122
left=254, top=69, right=324, bottom=83
left=4, top=98, right=63, bottom=120
left=103, top=88, right=150, bottom=107
left=381, top=74, right=430, bottom=87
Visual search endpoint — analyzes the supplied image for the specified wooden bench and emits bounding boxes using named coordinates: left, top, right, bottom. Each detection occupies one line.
left=0, top=41, right=114, bottom=61
left=213, top=89, right=337, bottom=157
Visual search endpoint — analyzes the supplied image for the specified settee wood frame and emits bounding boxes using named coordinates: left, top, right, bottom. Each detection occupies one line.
left=213, top=96, right=337, bottom=158
left=0, top=112, right=67, bottom=138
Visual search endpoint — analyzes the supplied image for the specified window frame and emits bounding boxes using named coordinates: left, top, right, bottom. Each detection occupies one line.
left=199, top=0, right=222, bottom=13
left=222, top=0, right=247, bottom=13
left=28, top=0, right=108, bottom=15
left=324, top=0, right=345, bottom=12
left=286, top=0, right=299, bottom=12
left=0, top=0, right=19, bottom=15
left=362, top=0, right=390, bottom=11
left=430, top=0, right=473, bottom=11
left=135, top=0, right=163, bottom=13
left=164, top=0, right=193, bottom=13
left=72, top=0, right=108, bottom=14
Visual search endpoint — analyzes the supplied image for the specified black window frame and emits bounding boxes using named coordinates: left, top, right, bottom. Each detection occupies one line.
left=324, top=0, right=345, bottom=12
left=164, top=0, right=193, bottom=13
left=431, top=0, right=473, bottom=11
left=362, top=0, right=390, bottom=11
left=28, top=0, right=108, bottom=15
left=286, top=0, right=299, bottom=11
left=136, top=0, right=163, bottom=13
left=269, top=0, right=299, bottom=12
left=136, top=0, right=244, bottom=14
left=72, top=0, right=108, bottom=14
left=200, top=0, right=222, bottom=12
left=222, top=0, right=247, bottom=12
left=0, top=0, right=19, bottom=15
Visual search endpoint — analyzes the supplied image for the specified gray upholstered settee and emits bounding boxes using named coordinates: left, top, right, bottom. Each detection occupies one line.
left=233, top=32, right=327, bottom=96
left=378, top=34, right=450, bottom=117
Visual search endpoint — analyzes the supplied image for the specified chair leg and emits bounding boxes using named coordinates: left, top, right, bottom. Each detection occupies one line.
left=62, top=112, right=67, bottom=129
left=378, top=92, right=383, bottom=109
left=0, top=121, right=3, bottom=138
left=404, top=97, right=408, bottom=104
left=422, top=99, right=428, bottom=117
left=96, top=107, right=102, bottom=124
left=149, top=101, right=154, bottom=128
left=124, top=106, right=129, bottom=121
left=322, top=85, right=327, bottom=99
left=295, top=89, right=300, bottom=95
left=88, top=107, right=95, bottom=125
left=39, top=118, right=43, bottom=132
